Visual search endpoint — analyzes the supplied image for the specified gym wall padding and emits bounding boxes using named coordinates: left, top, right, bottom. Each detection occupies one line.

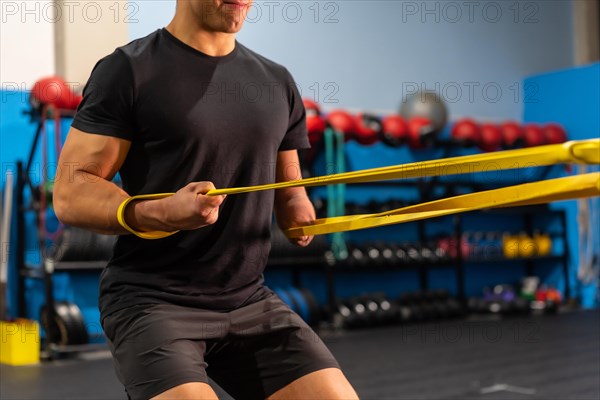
left=523, top=62, right=600, bottom=308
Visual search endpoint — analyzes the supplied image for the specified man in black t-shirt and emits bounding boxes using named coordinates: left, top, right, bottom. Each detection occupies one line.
left=54, top=1, right=358, bottom=399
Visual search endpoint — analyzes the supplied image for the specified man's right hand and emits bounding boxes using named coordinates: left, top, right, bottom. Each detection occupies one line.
left=128, top=181, right=226, bottom=233
left=161, top=182, right=226, bottom=230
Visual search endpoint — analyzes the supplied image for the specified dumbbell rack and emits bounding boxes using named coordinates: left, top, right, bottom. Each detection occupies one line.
left=321, top=204, right=569, bottom=321
left=267, top=184, right=570, bottom=324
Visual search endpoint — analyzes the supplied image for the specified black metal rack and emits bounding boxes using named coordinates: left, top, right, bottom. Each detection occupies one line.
left=267, top=199, right=570, bottom=322
left=15, top=106, right=110, bottom=357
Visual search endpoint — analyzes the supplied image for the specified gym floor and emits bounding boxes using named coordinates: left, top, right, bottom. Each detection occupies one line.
left=2, top=310, right=598, bottom=400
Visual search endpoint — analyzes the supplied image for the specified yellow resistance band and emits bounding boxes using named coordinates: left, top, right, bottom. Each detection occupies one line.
left=117, top=193, right=180, bottom=239
left=121, top=139, right=599, bottom=239
left=284, top=172, right=600, bottom=238
left=206, top=139, right=599, bottom=196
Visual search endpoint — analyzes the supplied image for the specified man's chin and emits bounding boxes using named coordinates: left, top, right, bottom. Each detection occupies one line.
left=222, top=21, right=245, bottom=34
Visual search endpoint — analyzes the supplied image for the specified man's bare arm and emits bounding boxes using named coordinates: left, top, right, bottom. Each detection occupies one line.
left=53, top=128, right=225, bottom=235
left=274, top=150, right=315, bottom=247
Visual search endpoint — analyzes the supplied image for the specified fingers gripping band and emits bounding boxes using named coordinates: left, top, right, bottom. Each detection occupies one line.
left=117, top=193, right=178, bottom=240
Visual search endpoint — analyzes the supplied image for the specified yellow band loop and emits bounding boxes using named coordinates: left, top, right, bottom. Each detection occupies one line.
left=206, top=139, right=599, bottom=196
left=284, top=172, right=600, bottom=238
left=117, top=193, right=178, bottom=240
left=121, top=139, right=600, bottom=239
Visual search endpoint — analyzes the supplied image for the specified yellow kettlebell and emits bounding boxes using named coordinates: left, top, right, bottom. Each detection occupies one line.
left=518, top=232, right=536, bottom=258
left=534, top=231, right=552, bottom=256
left=503, top=233, right=519, bottom=259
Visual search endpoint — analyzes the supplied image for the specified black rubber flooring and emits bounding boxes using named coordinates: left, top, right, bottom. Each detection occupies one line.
left=1, top=310, right=598, bottom=400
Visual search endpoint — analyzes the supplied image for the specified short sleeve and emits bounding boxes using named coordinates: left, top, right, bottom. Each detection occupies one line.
left=71, top=49, right=135, bottom=141
left=278, top=70, right=310, bottom=151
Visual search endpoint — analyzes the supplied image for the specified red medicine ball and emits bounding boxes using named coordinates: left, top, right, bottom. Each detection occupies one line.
left=30, top=76, right=80, bottom=110
left=303, top=99, right=326, bottom=145
left=543, top=123, right=568, bottom=144
left=353, top=113, right=382, bottom=145
left=451, top=119, right=481, bottom=146
left=327, top=110, right=356, bottom=140
left=381, top=115, right=408, bottom=147
left=478, top=123, right=502, bottom=152
left=407, top=116, right=434, bottom=149
left=501, top=121, right=524, bottom=148
left=523, top=124, right=546, bottom=147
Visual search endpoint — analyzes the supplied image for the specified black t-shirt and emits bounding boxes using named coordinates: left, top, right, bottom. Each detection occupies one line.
left=72, top=28, right=309, bottom=317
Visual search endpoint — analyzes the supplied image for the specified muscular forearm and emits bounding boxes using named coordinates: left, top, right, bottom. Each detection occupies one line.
left=53, top=171, right=175, bottom=235
left=53, top=171, right=130, bottom=234
left=54, top=171, right=224, bottom=236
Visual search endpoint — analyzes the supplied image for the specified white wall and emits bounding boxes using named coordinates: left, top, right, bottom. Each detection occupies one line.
left=54, top=0, right=128, bottom=85
left=130, top=0, right=575, bottom=120
left=0, top=0, right=55, bottom=90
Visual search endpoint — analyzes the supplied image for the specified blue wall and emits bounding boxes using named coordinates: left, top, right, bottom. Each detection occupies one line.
left=129, top=0, right=574, bottom=120
left=523, top=62, right=600, bottom=307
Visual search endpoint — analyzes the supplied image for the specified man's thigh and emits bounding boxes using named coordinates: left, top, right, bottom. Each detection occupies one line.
left=206, top=295, right=341, bottom=400
left=103, top=304, right=229, bottom=400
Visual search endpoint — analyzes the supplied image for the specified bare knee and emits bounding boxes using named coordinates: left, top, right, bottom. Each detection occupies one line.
left=268, top=368, right=359, bottom=400
left=150, top=382, right=218, bottom=400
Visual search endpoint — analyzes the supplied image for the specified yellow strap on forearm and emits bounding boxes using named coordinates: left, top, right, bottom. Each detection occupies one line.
left=117, top=193, right=179, bottom=240
left=206, top=139, right=599, bottom=196
left=284, top=172, right=600, bottom=238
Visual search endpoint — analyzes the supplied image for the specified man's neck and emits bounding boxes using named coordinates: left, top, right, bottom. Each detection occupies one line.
left=166, top=18, right=236, bottom=57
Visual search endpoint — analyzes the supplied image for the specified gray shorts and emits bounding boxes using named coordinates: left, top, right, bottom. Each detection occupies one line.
left=102, top=293, right=339, bottom=400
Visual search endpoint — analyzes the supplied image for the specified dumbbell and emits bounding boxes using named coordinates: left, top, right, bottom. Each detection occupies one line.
left=356, top=296, right=381, bottom=326
left=347, top=297, right=374, bottom=328
left=487, top=300, right=513, bottom=315
left=364, top=243, right=385, bottom=267
left=374, top=242, right=398, bottom=266
left=396, top=301, right=413, bottom=323
left=399, top=293, right=426, bottom=322
left=420, top=244, right=440, bottom=263
left=333, top=302, right=354, bottom=329
left=345, top=244, right=368, bottom=268
left=423, top=290, right=452, bottom=319
left=389, top=244, right=409, bottom=264
left=371, top=293, right=397, bottom=325
left=408, top=292, right=439, bottom=320
left=404, top=244, right=423, bottom=263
